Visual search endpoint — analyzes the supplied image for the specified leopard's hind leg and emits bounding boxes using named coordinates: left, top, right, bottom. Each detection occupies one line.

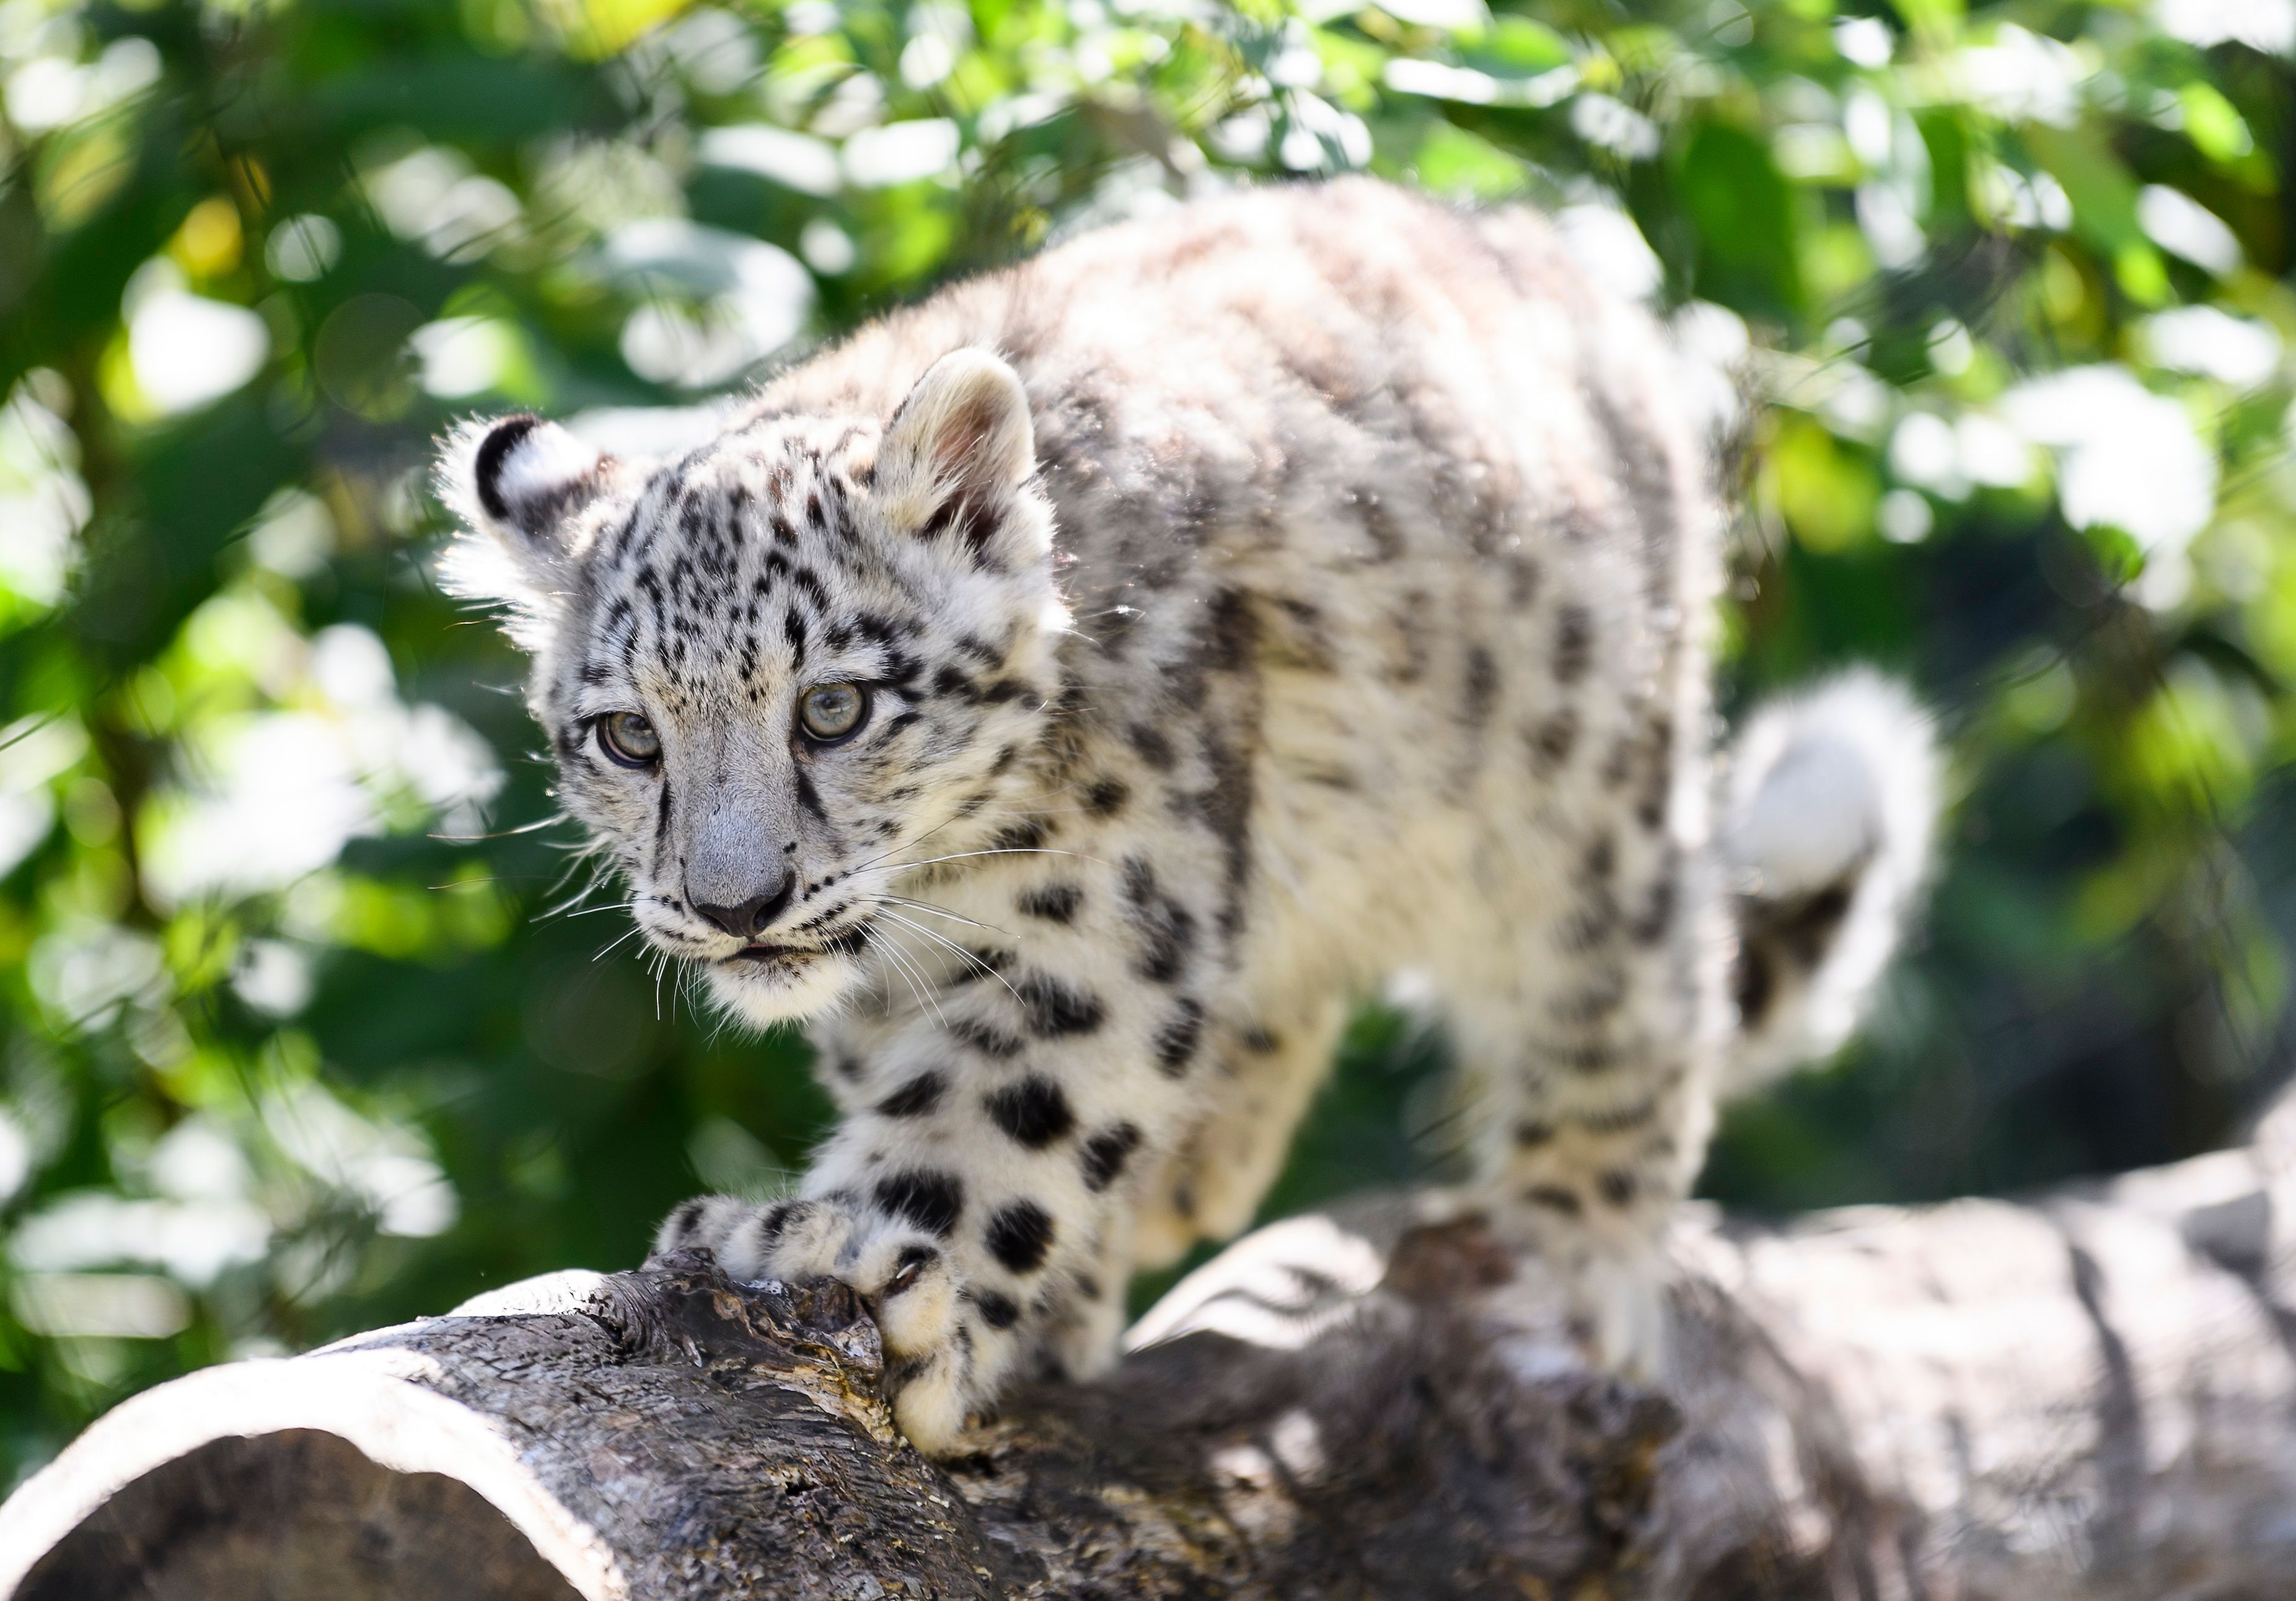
left=1128, top=996, right=1350, bottom=1270
left=1440, top=766, right=1728, bottom=1375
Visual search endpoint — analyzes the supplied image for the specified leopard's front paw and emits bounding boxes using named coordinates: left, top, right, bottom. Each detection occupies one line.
left=759, top=1200, right=985, bottom=1452
left=651, top=1194, right=996, bottom=1454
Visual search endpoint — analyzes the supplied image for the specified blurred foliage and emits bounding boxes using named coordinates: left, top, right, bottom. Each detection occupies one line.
left=0, top=0, right=2292, bottom=1485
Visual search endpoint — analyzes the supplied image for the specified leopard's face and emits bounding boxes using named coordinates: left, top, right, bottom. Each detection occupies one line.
left=442, top=352, right=1063, bottom=1025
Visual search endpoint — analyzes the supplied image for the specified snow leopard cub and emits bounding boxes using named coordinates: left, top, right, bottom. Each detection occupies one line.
left=441, top=179, right=1937, bottom=1454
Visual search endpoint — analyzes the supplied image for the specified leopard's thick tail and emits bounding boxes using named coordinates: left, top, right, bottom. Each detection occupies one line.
left=1720, top=671, right=1942, bottom=1094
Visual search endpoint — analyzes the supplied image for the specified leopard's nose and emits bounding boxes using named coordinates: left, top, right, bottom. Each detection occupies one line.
left=692, top=872, right=796, bottom=939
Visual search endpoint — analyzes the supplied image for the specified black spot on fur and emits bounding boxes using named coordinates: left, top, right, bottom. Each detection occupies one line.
left=1463, top=646, right=1500, bottom=727
left=983, top=1076, right=1076, bottom=1149
left=1153, top=999, right=1204, bottom=1076
left=1638, top=724, right=1673, bottom=831
left=1529, top=712, right=1580, bottom=774
left=662, top=1197, right=706, bottom=1244
left=1192, top=727, right=1257, bottom=939
left=1523, top=1185, right=1583, bottom=1217
left=949, top=1018, right=1025, bottom=1059
left=1602, top=733, right=1637, bottom=790
left=875, top=1170, right=963, bottom=1238
left=1513, top=1122, right=1554, bottom=1148
left=1553, top=604, right=1594, bottom=685
left=752, top=1201, right=798, bottom=1251
left=1200, top=587, right=1256, bottom=672
left=1550, top=969, right=1626, bottom=1026
left=1357, top=492, right=1405, bottom=561
left=1631, top=869, right=1678, bottom=946
left=1741, top=882, right=1855, bottom=1006
left=1127, top=722, right=1177, bottom=771
left=941, top=945, right=1015, bottom=986
left=933, top=664, right=980, bottom=702
left=974, top=1288, right=1021, bottom=1329
left=1016, top=882, right=1083, bottom=923
left=1085, top=777, right=1130, bottom=817
left=1081, top=1123, right=1142, bottom=1191
left=1121, top=858, right=1197, bottom=984
left=1558, top=889, right=1620, bottom=953
left=1271, top=596, right=1338, bottom=673
left=881, top=1242, right=939, bottom=1297
left=1016, top=972, right=1105, bottom=1037
left=1507, top=554, right=1542, bottom=608
left=1581, top=833, right=1616, bottom=883
left=1552, top=1039, right=1618, bottom=1074
left=922, top=488, right=1003, bottom=558
left=988, top=818, right=1050, bottom=853
left=985, top=1200, right=1055, bottom=1273
left=1598, top=1170, right=1638, bottom=1208
left=1388, top=591, right=1432, bottom=683
left=793, top=768, right=827, bottom=820
left=876, top=1072, right=946, bottom=1118
left=1578, top=1097, right=1658, bottom=1134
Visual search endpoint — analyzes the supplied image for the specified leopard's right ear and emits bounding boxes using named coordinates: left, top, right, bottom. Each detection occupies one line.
left=435, top=414, right=614, bottom=614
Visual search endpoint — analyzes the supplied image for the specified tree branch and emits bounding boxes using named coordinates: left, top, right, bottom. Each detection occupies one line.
left=9, top=1106, right=2296, bottom=1599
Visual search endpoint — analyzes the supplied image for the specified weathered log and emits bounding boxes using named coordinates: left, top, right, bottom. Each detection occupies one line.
left=7, top=1101, right=2296, bottom=1600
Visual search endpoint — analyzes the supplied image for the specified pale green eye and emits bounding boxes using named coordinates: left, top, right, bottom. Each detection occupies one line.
left=598, top=711, right=661, bottom=767
left=799, top=683, right=868, bottom=742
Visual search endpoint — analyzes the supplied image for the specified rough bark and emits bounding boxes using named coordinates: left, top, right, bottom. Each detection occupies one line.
left=8, top=1103, right=2296, bottom=1600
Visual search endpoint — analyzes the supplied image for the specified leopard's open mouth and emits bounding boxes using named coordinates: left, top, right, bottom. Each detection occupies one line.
left=720, top=921, right=871, bottom=965
left=728, top=943, right=804, bottom=963
left=698, top=918, right=874, bottom=1027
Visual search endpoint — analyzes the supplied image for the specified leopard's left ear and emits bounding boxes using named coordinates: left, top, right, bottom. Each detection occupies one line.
left=436, top=414, right=616, bottom=614
left=876, top=349, right=1047, bottom=566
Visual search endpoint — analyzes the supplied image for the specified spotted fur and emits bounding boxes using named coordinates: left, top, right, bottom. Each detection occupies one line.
left=441, top=180, right=1937, bottom=1455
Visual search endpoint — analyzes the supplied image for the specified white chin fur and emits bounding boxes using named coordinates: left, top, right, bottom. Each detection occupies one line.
left=703, top=955, right=860, bottom=1027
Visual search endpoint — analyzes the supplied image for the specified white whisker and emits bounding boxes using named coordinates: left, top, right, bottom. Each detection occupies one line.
left=558, top=900, right=642, bottom=920
left=875, top=910, right=1024, bottom=1006
left=871, top=894, right=1013, bottom=938
left=539, top=854, right=622, bottom=920
left=843, top=812, right=964, bottom=877
left=593, top=924, right=648, bottom=962
left=843, top=847, right=1087, bottom=877
left=428, top=814, right=568, bottom=844
left=872, top=928, right=947, bottom=1027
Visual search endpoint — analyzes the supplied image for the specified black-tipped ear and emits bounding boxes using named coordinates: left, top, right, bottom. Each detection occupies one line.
left=437, top=413, right=615, bottom=617
left=876, top=349, right=1041, bottom=560
left=463, top=414, right=605, bottom=540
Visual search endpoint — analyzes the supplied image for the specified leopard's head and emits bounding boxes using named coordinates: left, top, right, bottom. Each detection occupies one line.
left=439, top=350, right=1066, bottom=1024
